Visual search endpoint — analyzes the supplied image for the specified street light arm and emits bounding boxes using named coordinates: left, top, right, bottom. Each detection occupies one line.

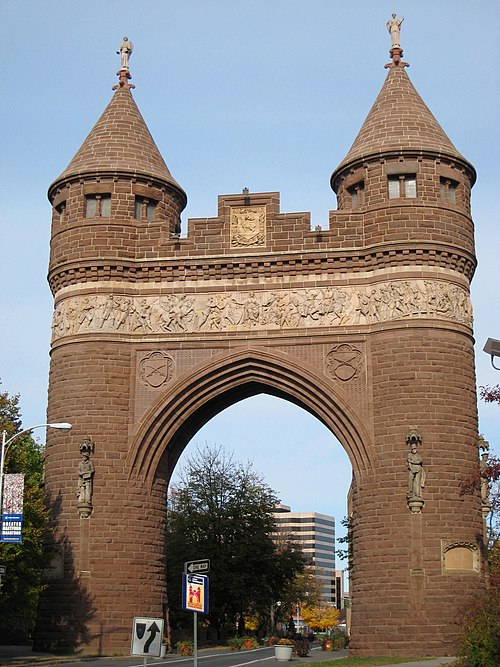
left=2, top=423, right=72, bottom=456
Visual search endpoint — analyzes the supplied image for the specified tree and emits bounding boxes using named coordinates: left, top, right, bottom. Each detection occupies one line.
left=456, top=388, right=500, bottom=665
left=165, top=445, right=305, bottom=636
left=301, top=602, right=339, bottom=632
left=480, top=385, right=500, bottom=404
left=0, top=384, right=52, bottom=643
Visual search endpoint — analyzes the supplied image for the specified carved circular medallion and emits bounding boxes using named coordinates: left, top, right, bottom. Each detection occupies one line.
left=326, top=344, right=363, bottom=381
left=139, top=351, right=174, bottom=388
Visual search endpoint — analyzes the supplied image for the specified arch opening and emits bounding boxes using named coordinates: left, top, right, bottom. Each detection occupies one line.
left=129, top=348, right=372, bottom=487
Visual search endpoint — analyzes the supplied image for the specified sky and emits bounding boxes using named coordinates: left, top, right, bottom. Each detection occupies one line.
left=1, top=1, right=499, bottom=552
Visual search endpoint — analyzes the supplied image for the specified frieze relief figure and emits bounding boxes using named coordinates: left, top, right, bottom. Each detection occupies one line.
left=52, top=280, right=472, bottom=341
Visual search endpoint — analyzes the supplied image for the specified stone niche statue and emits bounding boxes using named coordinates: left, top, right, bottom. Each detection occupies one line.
left=77, top=436, right=95, bottom=518
left=478, top=435, right=491, bottom=515
left=387, top=13, right=404, bottom=48
left=406, top=426, right=425, bottom=513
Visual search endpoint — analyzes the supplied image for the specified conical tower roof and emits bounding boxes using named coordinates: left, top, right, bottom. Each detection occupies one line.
left=331, top=64, right=475, bottom=186
left=50, top=86, right=186, bottom=203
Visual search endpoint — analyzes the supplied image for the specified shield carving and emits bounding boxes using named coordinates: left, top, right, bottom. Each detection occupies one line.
left=327, top=344, right=363, bottom=381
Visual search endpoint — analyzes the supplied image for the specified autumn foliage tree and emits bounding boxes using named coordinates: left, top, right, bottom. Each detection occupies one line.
left=301, top=602, right=339, bottom=632
left=456, top=385, right=500, bottom=666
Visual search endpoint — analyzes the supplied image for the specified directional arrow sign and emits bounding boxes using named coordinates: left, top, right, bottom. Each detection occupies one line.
left=184, top=558, right=210, bottom=575
left=131, top=617, right=164, bottom=657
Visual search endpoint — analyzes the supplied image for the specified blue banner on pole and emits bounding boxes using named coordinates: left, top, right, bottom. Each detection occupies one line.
left=1, top=474, right=24, bottom=543
left=1, top=513, right=23, bottom=542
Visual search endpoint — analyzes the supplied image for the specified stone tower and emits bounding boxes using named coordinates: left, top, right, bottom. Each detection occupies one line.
left=37, top=34, right=485, bottom=657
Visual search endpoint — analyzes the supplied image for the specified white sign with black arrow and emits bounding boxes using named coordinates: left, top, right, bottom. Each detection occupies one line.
left=184, top=558, right=210, bottom=575
left=131, top=617, right=164, bottom=657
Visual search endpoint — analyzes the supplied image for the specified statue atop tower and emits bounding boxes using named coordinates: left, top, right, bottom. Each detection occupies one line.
left=114, top=36, right=135, bottom=90
left=117, top=36, right=133, bottom=70
left=386, top=13, right=404, bottom=48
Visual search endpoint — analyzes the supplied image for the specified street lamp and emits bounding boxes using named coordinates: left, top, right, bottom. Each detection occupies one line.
left=0, top=422, right=72, bottom=532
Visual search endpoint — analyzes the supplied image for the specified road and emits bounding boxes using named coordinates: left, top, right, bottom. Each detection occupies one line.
left=6, top=644, right=344, bottom=667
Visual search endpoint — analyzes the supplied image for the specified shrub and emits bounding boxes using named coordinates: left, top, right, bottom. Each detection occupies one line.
left=176, top=640, right=193, bottom=656
left=459, top=599, right=500, bottom=667
left=458, top=563, right=500, bottom=667
left=294, top=638, right=310, bottom=657
left=228, top=636, right=259, bottom=650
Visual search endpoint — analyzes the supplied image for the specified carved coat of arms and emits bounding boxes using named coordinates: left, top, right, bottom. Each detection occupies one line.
left=230, top=206, right=266, bottom=246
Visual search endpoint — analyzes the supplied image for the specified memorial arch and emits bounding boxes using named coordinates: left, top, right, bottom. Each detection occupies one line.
left=36, top=32, right=486, bottom=658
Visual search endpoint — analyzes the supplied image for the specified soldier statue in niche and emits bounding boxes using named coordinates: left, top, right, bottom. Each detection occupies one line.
left=406, top=427, right=426, bottom=513
left=77, top=436, right=95, bottom=518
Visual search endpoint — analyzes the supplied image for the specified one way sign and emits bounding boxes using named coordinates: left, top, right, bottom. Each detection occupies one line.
left=185, top=558, right=210, bottom=574
left=131, top=617, right=164, bottom=657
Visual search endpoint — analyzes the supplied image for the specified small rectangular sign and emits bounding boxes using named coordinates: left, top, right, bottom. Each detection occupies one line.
left=130, top=617, right=164, bottom=657
left=0, top=566, right=6, bottom=575
left=184, top=558, right=210, bottom=574
left=1, top=514, right=23, bottom=543
left=182, top=573, right=209, bottom=614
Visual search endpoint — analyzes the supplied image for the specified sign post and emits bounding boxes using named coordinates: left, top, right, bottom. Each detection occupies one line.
left=182, top=572, right=209, bottom=667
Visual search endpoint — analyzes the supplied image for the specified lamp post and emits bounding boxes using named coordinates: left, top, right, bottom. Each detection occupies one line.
left=0, top=423, right=72, bottom=530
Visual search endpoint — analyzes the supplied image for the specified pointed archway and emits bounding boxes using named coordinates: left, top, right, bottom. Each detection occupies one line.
left=128, top=347, right=373, bottom=488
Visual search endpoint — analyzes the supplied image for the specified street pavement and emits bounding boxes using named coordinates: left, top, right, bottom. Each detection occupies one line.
left=0, top=644, right=457, bottom=667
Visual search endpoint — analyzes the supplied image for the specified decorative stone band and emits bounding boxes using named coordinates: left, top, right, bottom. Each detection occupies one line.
left=51, top=278, right=472, bottom=342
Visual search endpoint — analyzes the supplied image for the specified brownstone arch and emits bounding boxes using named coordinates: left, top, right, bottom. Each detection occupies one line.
left=36, top=43, right=486, bottom=659
left=129, top=348, right=372, bottom=486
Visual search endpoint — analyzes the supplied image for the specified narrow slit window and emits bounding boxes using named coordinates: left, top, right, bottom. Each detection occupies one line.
left=85, top=195, right=97, bottom=218
left=348, top=182, right=365, bottom=209
left=100, top=194, right=111, bottom=217
left=134, top=195, right=157, bottom=221
left=55, top=202, right=66, bottom=224
left=440, top=177, right=458, bottom=204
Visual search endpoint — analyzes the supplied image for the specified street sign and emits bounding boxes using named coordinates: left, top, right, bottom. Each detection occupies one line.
left=184, top=558, right=210, bottom=575
left=0, top=566, right=6, bottom=575
left=182, top=573, right=209, bottom=614
left=1, top=514, right=23, bottom=543
left=130, top=617, right=164, bottom=657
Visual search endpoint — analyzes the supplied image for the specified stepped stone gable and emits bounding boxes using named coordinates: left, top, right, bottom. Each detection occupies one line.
left=37, top=35, right=486, bottom=660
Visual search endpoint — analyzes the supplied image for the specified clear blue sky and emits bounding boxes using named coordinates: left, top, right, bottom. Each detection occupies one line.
left=1, top=1, right=499, bottom=550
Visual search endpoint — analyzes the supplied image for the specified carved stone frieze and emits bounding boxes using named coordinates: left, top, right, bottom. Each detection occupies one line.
left=230, top=206, right=266, bottom=246
left=52, top=279, right=472, bottom=341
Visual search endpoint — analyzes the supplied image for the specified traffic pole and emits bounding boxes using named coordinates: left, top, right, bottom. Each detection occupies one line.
left=194, top=611, right=198, bottom=667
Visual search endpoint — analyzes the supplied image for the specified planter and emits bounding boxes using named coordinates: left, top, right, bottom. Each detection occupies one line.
left=274, top=645, right=293, bottom=661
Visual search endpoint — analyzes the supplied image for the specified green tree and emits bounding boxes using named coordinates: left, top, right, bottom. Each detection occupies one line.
left=165, top=444, right=305, bottom=636
left=0, top=384, right=52, bottom=643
